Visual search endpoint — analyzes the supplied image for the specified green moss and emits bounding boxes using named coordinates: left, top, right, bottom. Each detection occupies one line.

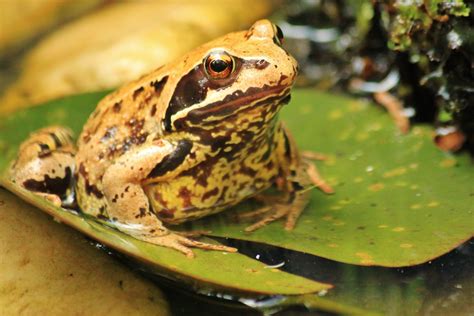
left=387, top=0, right=470, bottom=51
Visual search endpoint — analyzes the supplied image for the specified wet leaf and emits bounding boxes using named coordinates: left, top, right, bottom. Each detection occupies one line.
left=0, top=89, right=472, bottom=279
left=194, top=90, right=473, bottom=267
left=0, top=91, right=330, bottom=296
left=0, top=180, right=329, bottom=296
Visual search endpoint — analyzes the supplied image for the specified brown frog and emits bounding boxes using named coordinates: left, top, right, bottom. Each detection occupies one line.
left=10, top=20, right=332, bottom=257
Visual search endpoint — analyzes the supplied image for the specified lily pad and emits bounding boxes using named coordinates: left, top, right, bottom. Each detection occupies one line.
left=0, top=89, right=472, bottom=274
left=0, top=91, right=330, bottom=296
left=194, top=90, right=473, bottom=267
left=0, top=181, right=329, bottom=296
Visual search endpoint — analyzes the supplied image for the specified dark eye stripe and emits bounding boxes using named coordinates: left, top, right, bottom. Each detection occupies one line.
left=164, top=64, right=208, bottom=131
left=163, top=57, right=271, bottom=132
left=189, top=86, right=285, bottom=120
left=164, top=56, right=243, bottom=132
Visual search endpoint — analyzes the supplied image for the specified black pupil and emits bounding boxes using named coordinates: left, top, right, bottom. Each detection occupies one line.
left=210, top=59, right=228, bottom=73
left=276, top=25, right=284, bottom=42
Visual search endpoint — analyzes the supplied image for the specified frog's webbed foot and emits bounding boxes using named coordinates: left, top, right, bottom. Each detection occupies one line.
left=132, top=230, right=237, bottom=258
left=240, top=190, right=311, bottom=232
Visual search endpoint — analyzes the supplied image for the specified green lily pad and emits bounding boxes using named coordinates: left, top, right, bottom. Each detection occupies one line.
left=0, top=91, right=330, bottom=296
left=193, top=90, right=473, bottom=267
left=0, top=182, right=329, bottom=296
left=0, top=89, right=472, bottom=274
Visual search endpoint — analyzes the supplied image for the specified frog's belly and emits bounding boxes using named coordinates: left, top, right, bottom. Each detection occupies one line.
left=144, top=169, right=277, bottom=224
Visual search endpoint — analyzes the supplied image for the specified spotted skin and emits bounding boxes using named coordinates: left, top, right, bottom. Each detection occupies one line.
left=10, top=20, right=330, bottom=257
left=10, top=126, right=76, bottom=206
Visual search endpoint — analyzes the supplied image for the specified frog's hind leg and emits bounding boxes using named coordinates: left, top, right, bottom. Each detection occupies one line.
left=10, top=126, right=76, bottom=206
left=241, top=190, right=311, bottom=232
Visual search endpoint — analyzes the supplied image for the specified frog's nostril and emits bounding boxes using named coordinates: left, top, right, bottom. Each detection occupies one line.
left=255, top=59, right=270, bottom=70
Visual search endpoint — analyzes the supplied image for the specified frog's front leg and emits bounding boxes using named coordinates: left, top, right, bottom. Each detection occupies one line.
left=10, top=126, right=76, bottom=207
left=102, top=139, right=236, bottom=257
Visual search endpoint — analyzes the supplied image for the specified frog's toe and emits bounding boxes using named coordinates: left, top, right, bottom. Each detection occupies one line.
left=35, top=192, right=63, bottom=207
left=178, top=236, right=237, bottom=254
left=168, top=236, right=196, bottom=258
left=242, top=191, right=311, bottom=232
left=243, top=205, right=301, bottom=232
left=245, top=208, right=287, bottom=232
left=305, top=162, right=334, bottom=194
left=300, top=150, right=328, bottom=161
left=244, top=205, right=289, bottom=232
left=236, top=205, right=272, bottom=220
left=175, top=230, right=211, bottom=238
left=142, top=232, right=236, bottom=258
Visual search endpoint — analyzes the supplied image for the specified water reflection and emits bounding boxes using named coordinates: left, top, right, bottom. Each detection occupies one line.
left=222, top=238, right=474, bottom=315
left=109, top=237, right=473, bottom=315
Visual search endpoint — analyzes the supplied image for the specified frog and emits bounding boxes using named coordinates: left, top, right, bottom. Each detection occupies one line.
left=9, top=20, right=332, bottom=257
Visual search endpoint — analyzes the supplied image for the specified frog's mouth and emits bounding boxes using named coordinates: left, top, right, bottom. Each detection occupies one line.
left=185, top=84, right=291, bottom=123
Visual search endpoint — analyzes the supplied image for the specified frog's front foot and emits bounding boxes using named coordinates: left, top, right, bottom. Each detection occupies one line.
left=239, top=190, right=311, bottom=232
left=137, top=231, right=237, bottom=258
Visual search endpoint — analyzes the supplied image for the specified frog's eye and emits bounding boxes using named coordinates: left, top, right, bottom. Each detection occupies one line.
left=274, top=24, right=284, bottom=45
left=205, top=51, right=234, bottom=79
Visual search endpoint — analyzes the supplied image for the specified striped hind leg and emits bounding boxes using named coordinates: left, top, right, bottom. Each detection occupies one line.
left=10, top=126, right=76, bottom=206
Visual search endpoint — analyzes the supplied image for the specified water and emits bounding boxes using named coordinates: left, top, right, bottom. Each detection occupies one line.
left=109, top=237, right=474, bottom=315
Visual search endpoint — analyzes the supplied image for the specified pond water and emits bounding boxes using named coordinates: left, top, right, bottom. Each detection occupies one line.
left=114, top=237, right=474, bottom=315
